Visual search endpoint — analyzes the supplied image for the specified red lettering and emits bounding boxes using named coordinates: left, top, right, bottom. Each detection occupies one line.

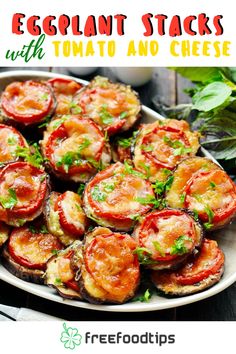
left=71, top=16, right=83, bottom=35
left=169, top=16, right=182, bottom=37
left=42, top=16, right=57, bottom=35
left=213, top=15, right=223, bottom=35
left=98, top=15, right=112, bottom=35
left=142, top=13, right=153, bottom=36
left=12, top=13, right=25, bottom=34
left=183, top=16, right=197, bottom=35
left=58, top=15, right=70, bottom=35
left=84, top=16, right=97, bottom=37
left=154, top=14, right=168, bottom=36
left=114, top=14, right=127, bottom=35
left=27, top=16, right=41, bottom=36
left=198, top=13, right=212, bottom=35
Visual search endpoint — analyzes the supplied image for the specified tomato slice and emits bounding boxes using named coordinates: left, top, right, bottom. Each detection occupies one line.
left=44, top=115, right=105, bottom=176
left=48, top=78, right=83, bottom=115
left=0, top=162, right=48, bottom=223
left=86, top=162, right=155, bottom=222
left=139, top=125, right=191, bottom=170
left=184, top=169, right=236, bottom=225
left=138, top=209, right=197, bottom=262
left=85, top=233, right=139, bottom=298
left=174, top=239, right=224, bottom=285
left=1, top=81, right=54, bottom=124
left=0, top=124, right=27, bottom=164
left=8, top=226, right=63, bottom=270
left=56, top=191, right=87, bottom=237
left=72, top=76, right=140, bottom=135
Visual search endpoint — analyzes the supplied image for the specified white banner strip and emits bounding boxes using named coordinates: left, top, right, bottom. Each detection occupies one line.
left=0, top=0, right=235, bottom=66
left=0, top=321, right=235, bottom=354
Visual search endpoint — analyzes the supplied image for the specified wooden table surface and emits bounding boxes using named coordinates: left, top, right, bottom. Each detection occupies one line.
left=0, top=66, right=235, bottom=321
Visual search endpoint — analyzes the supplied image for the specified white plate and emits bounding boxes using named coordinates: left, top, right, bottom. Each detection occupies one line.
left=0, top=70, right=235, bottom=312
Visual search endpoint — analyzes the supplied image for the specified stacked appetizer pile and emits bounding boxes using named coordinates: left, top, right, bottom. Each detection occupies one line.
left=0, top=75, right=235, bottom=305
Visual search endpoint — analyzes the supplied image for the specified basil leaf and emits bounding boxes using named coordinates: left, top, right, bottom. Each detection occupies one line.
left=171, top=67, right=223, bottom=83
left=193, top=82, right=232, bottom=112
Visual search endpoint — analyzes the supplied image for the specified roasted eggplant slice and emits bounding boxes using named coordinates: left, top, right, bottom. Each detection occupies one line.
left=48, top=78, right=83, bottom=115
left=166, top=157, right=236, bottom=230
left=78, top=227, right=140, bottom=304
left=133, top=119, right=200, bottom=182
left=0, top=124, right=28, bottom=166
left=45, top=191, right=88, bottom=245
left=1, top=80, right=55, bottom=126
left=151, top=239, right=224, bottom=296
left=111, top=135, right=133, bottom=163
left=83, top=162, right=155, bottom=231
left=0, top=222, right=10, bottom=247
left=45, top=241, right=82, bottom=299
left=133, top=209, right=203, bottom=270
left=41, top=115, right=111, bottom=182
left=2, top=224, right=63, bottom=283
left=71, top=76, right=141, bottom=135
left=0, top=162, right=49, bottom=226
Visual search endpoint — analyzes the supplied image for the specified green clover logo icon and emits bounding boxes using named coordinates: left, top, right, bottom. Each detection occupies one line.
left=60, top=322, right=82, bottom=350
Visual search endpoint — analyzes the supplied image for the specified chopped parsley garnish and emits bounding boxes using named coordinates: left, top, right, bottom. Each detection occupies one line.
left=40, top=93, right=49, bottom=101
left=140, top=144, right=154, bottom=152
left=135, top=196, right=161, bottom=209
left=102, top=182, right=116, bottom=193
left=152, top=241, right=165, bottom=257
left=14, top=143, right=44, bottom=168
left=163, top=136, right=192, bottom=156
left=170, top=235, right=193, bottom=255
left=193, top=209, right=199, bottom=221
left=138, top=161, right=151, bottom=178
left=51, top=249, right=60, bottom=256
left=203, top=222, right=213, bottom=230
left=91, top=185, right=107, bottom=202
left=180, top=192, right=186, bottom=204
left=193, top=194, right=203, bottom=202
left=70, top=102, right=82, bottom=114
left=204, top=205, right=214, bottom=223
left=153, top=175, right=174, bottom=195
left=99, top=104, right=114, bottom=125
left=54, top=278, right=62, bottom=286
left=75, top=203, right=82, bottom=212
left=56, top=139, right=91, bottom=173
left=209, top=181, right=216, bottom=188
left=29, top=225, right=48, bottom=234
left=162, top=168, right=172, bottom=176
left=77, top=184, right=85, bottom=196
left=38, top=115, right=51, bottom=128
left=133, top=247, right=157, bottom=265
left=119, top=111, right=128, bottom=119
left=0, top=188, right=17, bottom=209
left=132, top=289, right=152, bottom=303
left=51, top=116, right=69, bottom=129
left=7, top=136, right=17, bottom=145
left=123, top=161, right=146, bottom=179
left=130, top=214, right=141, bottom=221
left=117, top=137, right=133, bottom=148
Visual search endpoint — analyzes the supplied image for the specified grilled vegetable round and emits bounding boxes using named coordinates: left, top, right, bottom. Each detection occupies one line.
left=78, top=227, right=140, bottom=304
left=151, top=239, right=224, bottom=296
left=45, top=241, right=82, bottom=299
left=0, top=222, right=10, bottom=247
left=133, top=119, right=200, bottom=182
left=0, top=124, right=28, bottom=166
left=1, top=80, right=55, bottom=126
left=0, top=162, right=49, bottom=226
left=45, top=191, right=88, bottom=245
left=71, top=76, right=141, bottom=135
left=48, top=78, right=83, bottom=115
left=41, top=115, right=111, bottom=182
left=2, top=224, right=63, bottom=283
left=133, top=209, right=203, bottom=270
left=166, top=157, right=236, bottom=230
left=83, top=162, right=155, bottom=231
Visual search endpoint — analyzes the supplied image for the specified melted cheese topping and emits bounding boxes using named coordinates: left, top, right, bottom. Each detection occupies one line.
left=0, top=128, right=21, bottom=163
left=75, top=76, right=140, bottom=130
left=60, top=191, right=87, bottom=233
